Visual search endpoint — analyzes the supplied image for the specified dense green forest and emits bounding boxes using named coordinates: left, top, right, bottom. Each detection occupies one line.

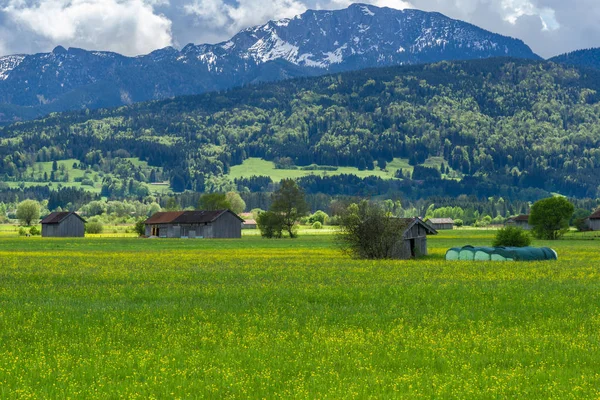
left=1, top=57, right=600, bottom=202
left=550, top=48, right=600, bottom=72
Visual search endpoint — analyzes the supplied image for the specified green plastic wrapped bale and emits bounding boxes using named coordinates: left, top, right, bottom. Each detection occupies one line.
left=446, top=249, right=460, bottom=261
left=446, top=246, right=557, bottom=262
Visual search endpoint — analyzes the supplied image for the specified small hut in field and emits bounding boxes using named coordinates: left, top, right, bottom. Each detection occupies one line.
left=41, top=212, right=86, bottom=238
left=144, top=210, right=243, bottom=239
left=585, top=210, right=600, bottom=231
left=393, top=218, right=438, bottom=259
left=242, top=219, right=257, bottom=229
left=505, top=215, right=531, bottom=230
left=425, top=218, right=454, bottom=230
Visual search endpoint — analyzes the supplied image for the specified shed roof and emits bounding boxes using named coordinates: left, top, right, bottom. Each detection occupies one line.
left=588, top=209, right=600, bottom=220
left=41, top=212, right=86, bottom=225
left=397, top=217, right=438, bottom=236
left=145, top=210, right=244, bottom=225
left=508, top=214, right=529, bottom=222
left=426, top=218, right=454, bottom=224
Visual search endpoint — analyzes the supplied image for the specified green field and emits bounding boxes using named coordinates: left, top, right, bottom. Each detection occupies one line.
left=228, top=157, right=413, bottom=181
left=1, top=231, right=599, bottom=398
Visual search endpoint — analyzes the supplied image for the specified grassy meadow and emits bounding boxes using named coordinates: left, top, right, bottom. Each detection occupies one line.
left=1, top=231, right=599, bottom=398
left=228, top=157, right=421, bottom=181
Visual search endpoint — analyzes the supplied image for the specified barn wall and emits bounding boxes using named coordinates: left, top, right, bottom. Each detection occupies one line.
left=432, top=223, right=453, bottom=230
left=145, top=214, right=241, bottom=239
left=416, top=237, right=428, bottom=256
left=589, top=219, right=600, bottom=231
left=42, top=214, right=85, bottom=237
left=212, top=212, right=242, bottom=238
left=42, top=224, right=59, bottom=237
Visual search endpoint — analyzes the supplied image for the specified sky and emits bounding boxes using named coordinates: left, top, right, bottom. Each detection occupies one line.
left=0, top=0, right=597, bottom=58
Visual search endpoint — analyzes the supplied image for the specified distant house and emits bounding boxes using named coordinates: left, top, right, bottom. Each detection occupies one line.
left=394, top=218, right=438, bottom=259
left=585, top=210, right=600, bottom=231
left=506, top=215, right=531, bottom=230
left=41, top=212, right=86, bottom=237
left=425, top=218, right=454, bottom=230
left=144, top=210, right=243, bottom=239
left=242, top=219, right=257, bottom=229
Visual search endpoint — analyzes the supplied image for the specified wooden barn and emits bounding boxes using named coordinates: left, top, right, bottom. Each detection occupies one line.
left=41, top=212, right=86, bottom=238
left=393, top=218, right=438, bottom=259
left=585, top=209, right=600, bottom=231
left=506, top=215, right=531, bottom=230
left=144, top=210, right=243, bottom=239
left=425, top=218, right=454, bottom=230
left=242, top=219, right=257, bottom=229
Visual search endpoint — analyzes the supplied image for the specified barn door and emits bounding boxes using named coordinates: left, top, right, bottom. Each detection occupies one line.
left=410, top=239, right=416, bottom=258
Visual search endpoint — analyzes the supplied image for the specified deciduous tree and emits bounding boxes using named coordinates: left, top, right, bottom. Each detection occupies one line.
left=16, top=200, right=40, bottom=226
left=270, top=179, right=309, bottom=238
left=529, top=197, right=574, bottom=240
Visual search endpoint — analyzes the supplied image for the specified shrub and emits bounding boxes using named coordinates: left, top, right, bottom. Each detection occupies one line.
left=312, top=221, right=323, bottom=229
left=337, top=201, right=408, bottom=259
left=18, top=227, right=27, bottom=236
left=492, top=226, right=531, bottom=247
left=86, top=221, right=104, bottom=234
left=134, top=219, right=146, bottom=236
left=454, top=219, right=464, bottom=227
left=309, top=210, right=329, bottom=225
left=256, top=211, right=285, bottom=239
left=29, top=226, right=40, bottom=236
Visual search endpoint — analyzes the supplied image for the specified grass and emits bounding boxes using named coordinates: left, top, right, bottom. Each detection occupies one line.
left=0, top=231, right=599, bottom=397
left=228, top=157, right=412, bottom=181
left=227, top=157, right=462, bottom=182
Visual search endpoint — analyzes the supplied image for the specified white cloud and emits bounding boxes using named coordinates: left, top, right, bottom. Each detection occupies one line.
left=2, top=0, right=173, bottom=55
left=184, top=0, right=307, bottom=35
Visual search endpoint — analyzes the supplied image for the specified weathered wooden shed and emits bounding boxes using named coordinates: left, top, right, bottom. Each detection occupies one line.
left=585, top=209, right=600, bottom=231
left=242, top=219, right=257, bottom=229
left=505, top=215, right=531, bottom=230
left=392, top=218, right=438, bottom=259
left=144, top=210, right=244, bottom=239
left=41, top=212, right=86, bottom=237
left=425, top=218, right=454, bottom=230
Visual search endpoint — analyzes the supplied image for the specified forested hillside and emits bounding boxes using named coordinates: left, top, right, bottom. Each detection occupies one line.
left=550, top=48, right=600, bottom=71
left=2, top=57, right=600, bottom=199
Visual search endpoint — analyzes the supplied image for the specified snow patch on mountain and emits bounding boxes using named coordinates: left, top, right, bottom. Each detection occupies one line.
left=248, top=33, right=300, bottom=63
left=361, top=6, right=375, bottom=16
left=0, top=55, right=25, bottom=80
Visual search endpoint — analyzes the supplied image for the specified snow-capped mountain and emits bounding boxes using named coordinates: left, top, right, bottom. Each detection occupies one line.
left=0, top=3, right=539, bottom=123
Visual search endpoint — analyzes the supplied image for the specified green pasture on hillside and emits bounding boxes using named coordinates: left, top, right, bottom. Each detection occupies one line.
left=0, top=231, right=599, bottom=398
left=227, top=157, right=412, bottom=181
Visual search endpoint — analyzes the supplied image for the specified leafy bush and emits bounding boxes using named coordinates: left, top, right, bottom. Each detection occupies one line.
left=256, top=211, right=285, bottom=239
left=18, top=227, right=27, bottom=236
left=134, top=220, right=146, bottom=236
left=309, top=210, right=329, bottom=225
left=454, top=219, right=464, bottom=227
left=492, top=226, right=531, bottom=247
left=29, top=226, right=40, bottom=236
left=337, top=201, right=408, bottom=259
left=86, top=221, right=104, bottom=234
left=312, top=221, right=323, bottom=229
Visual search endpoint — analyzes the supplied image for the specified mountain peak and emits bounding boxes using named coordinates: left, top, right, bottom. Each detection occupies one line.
left=52, top=46, right=68, bottom=55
